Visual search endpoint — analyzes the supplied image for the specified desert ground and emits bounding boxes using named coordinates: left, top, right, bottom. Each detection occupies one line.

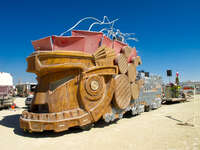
left=0, top=96, right=200, bottom=150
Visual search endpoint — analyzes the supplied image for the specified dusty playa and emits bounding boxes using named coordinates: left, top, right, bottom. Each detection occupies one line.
left=0, top=96, right=200, bottom=150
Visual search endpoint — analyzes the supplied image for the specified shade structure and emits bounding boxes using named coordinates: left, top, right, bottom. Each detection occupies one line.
left=52, top=36, right=85, bottom=51
left=113, top=40, right=127, bottom=54
left=32, top=36, right=53, bottom=51
left=101, top=35, right=113, bottom=49
left=32, top=30, right=104, bottom=54
left=72, top=30, right=103, bottom=54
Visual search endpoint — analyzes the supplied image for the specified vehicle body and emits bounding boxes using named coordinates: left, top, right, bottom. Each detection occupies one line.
left=0, top=72, right=14, bottom=108
left=162, top=72, right=186, bottom=103
left=137, top=72, right=162, bottom=111
left=19, top=17, right=165, bottom=132
left=25, top=94, right=34, bottom=107
left=162, top=83, right=186, bottom=102
left=19, top=27, right=146, bottom=132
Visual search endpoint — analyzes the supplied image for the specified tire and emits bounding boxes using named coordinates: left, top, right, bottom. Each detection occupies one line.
left=80, top=124, right=94, bottom=131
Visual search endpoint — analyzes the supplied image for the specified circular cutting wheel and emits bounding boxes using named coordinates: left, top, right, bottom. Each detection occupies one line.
left=81, top=75, right=106, bottom=101
left=113, top=74, right=131, bottom=109
left=127, top=63, right=136, bottom=83
left=115, top=54, right=128, bottom=74
left=130, top=83, right=140, bottom=100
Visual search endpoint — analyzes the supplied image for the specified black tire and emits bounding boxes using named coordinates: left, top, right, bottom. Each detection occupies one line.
left=80, top=124, right=94, bottom=131
left=145, top=105, right=150, bottom=112
left=181, top=93, right=186, bottom=98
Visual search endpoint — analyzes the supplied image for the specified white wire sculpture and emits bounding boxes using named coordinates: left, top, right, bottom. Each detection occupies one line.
left=60, top=16, right=138, bottom=44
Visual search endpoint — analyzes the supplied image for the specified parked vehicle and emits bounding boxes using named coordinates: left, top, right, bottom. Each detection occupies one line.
left=0, top=72, right=14, bottom=108
left=137, top=72, right=162, bottom=112
left=20, top=17, right=162, bottom=133
left=25, top=94, right=33, bottom=109
left=162, top=73, right=186, bottom=103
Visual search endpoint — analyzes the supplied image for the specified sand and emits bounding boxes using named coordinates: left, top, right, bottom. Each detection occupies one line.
left=0, top=96, right=200, bottom=150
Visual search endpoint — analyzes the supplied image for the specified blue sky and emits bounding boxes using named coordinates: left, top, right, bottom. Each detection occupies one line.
left=0, top=0, right=200, bottom=84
